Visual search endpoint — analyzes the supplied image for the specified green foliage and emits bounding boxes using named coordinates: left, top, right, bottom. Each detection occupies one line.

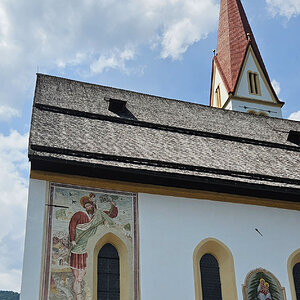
left=247, top=272, right=281, bottom=300
left=0, top=291, right=20, bottom=300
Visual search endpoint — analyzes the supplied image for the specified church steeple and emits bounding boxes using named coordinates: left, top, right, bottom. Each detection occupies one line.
left=210, top=0, right=284, bottom=117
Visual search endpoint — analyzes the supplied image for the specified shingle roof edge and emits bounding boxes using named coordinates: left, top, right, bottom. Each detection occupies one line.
left=36, top=73, right=202, bottom=107
left=29, top=145, right=300, bottom=186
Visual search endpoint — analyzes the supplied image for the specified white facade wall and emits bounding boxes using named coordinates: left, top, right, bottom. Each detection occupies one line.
left=229, top=99, right=282, bottom=118
left=20, top=179, right=47, bottom=300
left=21, top=180, right=299, bottom=300
left=139, top=193, right=300, bottom=300
left=212, top=66, right=229, bottom=107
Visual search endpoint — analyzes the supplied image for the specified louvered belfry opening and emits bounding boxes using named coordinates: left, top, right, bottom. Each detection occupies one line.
left=97, top=243, right=120, bottom=300
left=200, top=254, right=222, bottom=300
left=293, top=263, right=300, bottom=299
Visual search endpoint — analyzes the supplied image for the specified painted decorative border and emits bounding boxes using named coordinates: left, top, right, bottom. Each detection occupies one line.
left=242, top=268, right=286, bottom=300
left=41, top=182, right=139, bottom=300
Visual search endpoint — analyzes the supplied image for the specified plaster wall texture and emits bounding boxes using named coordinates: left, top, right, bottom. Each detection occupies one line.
left=236, top=50, right=273, bottom=102
left=20, top=179, right=47, bottom=300
left=139, top=193, right=300, bottom=300
left=21, top=181, right=297, bottom=300
left=212, top=65, right=229, bottom=107
left=230, top=99, right=282, bottom=118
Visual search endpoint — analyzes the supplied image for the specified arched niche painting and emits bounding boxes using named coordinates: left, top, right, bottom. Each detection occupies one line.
left=243, top=268, right=286, bottom=300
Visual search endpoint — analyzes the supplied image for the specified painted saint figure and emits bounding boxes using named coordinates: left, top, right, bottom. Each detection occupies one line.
left=69, top=193, right=118, bottom=300
left=257, top=278, right=272, bottom=300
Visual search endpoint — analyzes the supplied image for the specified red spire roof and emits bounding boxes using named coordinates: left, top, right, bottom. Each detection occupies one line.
left=215, top=0, right=279, bottom=101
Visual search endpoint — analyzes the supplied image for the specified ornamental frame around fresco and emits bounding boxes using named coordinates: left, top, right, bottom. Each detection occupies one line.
left=41, top=183, right=139, bottom=300
left=242, top=268, right=287, bottom=300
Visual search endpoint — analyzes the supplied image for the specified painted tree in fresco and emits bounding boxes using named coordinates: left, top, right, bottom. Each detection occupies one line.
left=247, top=271, right=281, bottom=300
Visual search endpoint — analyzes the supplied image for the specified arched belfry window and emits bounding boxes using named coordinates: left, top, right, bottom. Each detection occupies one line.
left=215, top=86, right=221, bottom=108
left=200, top=254, right=222, bottom=300
left=293, top=263, right=300, bottom=299
left=97, top=243, right=120, bottom=300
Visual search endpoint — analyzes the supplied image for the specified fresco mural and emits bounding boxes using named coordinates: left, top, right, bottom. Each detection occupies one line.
left=243, top=268, right=286, bottom=300
left=42, top=183, right=137, bottom=300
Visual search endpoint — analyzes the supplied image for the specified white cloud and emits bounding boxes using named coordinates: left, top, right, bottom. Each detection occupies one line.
left=271, top=79, right=281, bottom=95
left=266, top=0, right=300, bottom=18
left=0, top=130, right=29, bottom=292
left=90, top=47, right=135, bottom=74
left=0, top=270, right=22, bottom=292
left=288, top=110, right=300, bottom=121
left=161, top=1, right=218, bottom=59
left=56, top=52, right=87, bottom=69
left=0, top=105, right=20, bottom=121
left=0, top=0, right=219, bottom=114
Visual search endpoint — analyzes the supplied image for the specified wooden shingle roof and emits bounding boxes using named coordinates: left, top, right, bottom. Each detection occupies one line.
left=29, top=74, right=300, bottom=201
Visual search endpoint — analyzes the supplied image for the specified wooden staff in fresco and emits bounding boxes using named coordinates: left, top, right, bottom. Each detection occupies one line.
left=69, top=193, right=118, bottom=300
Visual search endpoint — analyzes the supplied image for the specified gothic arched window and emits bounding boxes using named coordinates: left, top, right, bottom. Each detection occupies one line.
left=97, top=243, right=120, bottom=300
left=293, top=263, right=300, bottom=299
left=200, top=254, right=222, bottom=300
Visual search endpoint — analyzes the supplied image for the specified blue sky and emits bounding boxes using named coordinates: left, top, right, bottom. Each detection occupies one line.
left=0, top=0, right=299, bottom=292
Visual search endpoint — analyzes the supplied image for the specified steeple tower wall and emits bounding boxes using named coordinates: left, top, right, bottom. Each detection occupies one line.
left=210, top=0, right=284, bottom=117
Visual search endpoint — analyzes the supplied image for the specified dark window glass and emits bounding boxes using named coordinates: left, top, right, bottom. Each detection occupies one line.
left=293, top=263, right=300, bottom=299
left=200, top=254, right=222, bottom=300
left=249, top=73, right=254, bottom=93
left=97, top=243, right=120, bottom=300
left=108, top=98, right=127, bottom=114
left=253, top=74, right=258, bottom=94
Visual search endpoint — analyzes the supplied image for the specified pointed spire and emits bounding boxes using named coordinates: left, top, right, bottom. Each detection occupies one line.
left=215, top=0, right=275, bottom=97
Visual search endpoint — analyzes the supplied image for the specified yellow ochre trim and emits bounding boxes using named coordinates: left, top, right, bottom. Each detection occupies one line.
left=93, top=233, right=129, bottom=300
left=287, top=249, right=300, bottom=300
left=30, top=170, right=300, bottom=211
left=232, top=96, right=283, bottom=107
left=215, top=85, right=222, bottom=108
left=40, top=182, right=51, bottom=300
left=210, top=62, right=217, bottom=107
left=193, top=238, right=238, bottom=300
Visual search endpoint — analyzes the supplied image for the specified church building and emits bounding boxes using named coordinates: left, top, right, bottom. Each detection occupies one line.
left=21, top=0, right=300, bottom=299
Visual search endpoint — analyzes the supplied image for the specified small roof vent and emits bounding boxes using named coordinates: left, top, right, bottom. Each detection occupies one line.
left=287, top=130, right=300, bottom=146
left=105, top=97, right=137, bottom=120
left=108, top=98, right=127, bottom=114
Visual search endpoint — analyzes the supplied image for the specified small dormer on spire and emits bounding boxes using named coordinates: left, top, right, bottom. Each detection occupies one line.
left=210, top=0, right=284, bottom=118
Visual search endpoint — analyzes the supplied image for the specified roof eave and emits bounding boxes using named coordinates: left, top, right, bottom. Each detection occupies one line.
left=29, top=155, right=300, bottom=203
